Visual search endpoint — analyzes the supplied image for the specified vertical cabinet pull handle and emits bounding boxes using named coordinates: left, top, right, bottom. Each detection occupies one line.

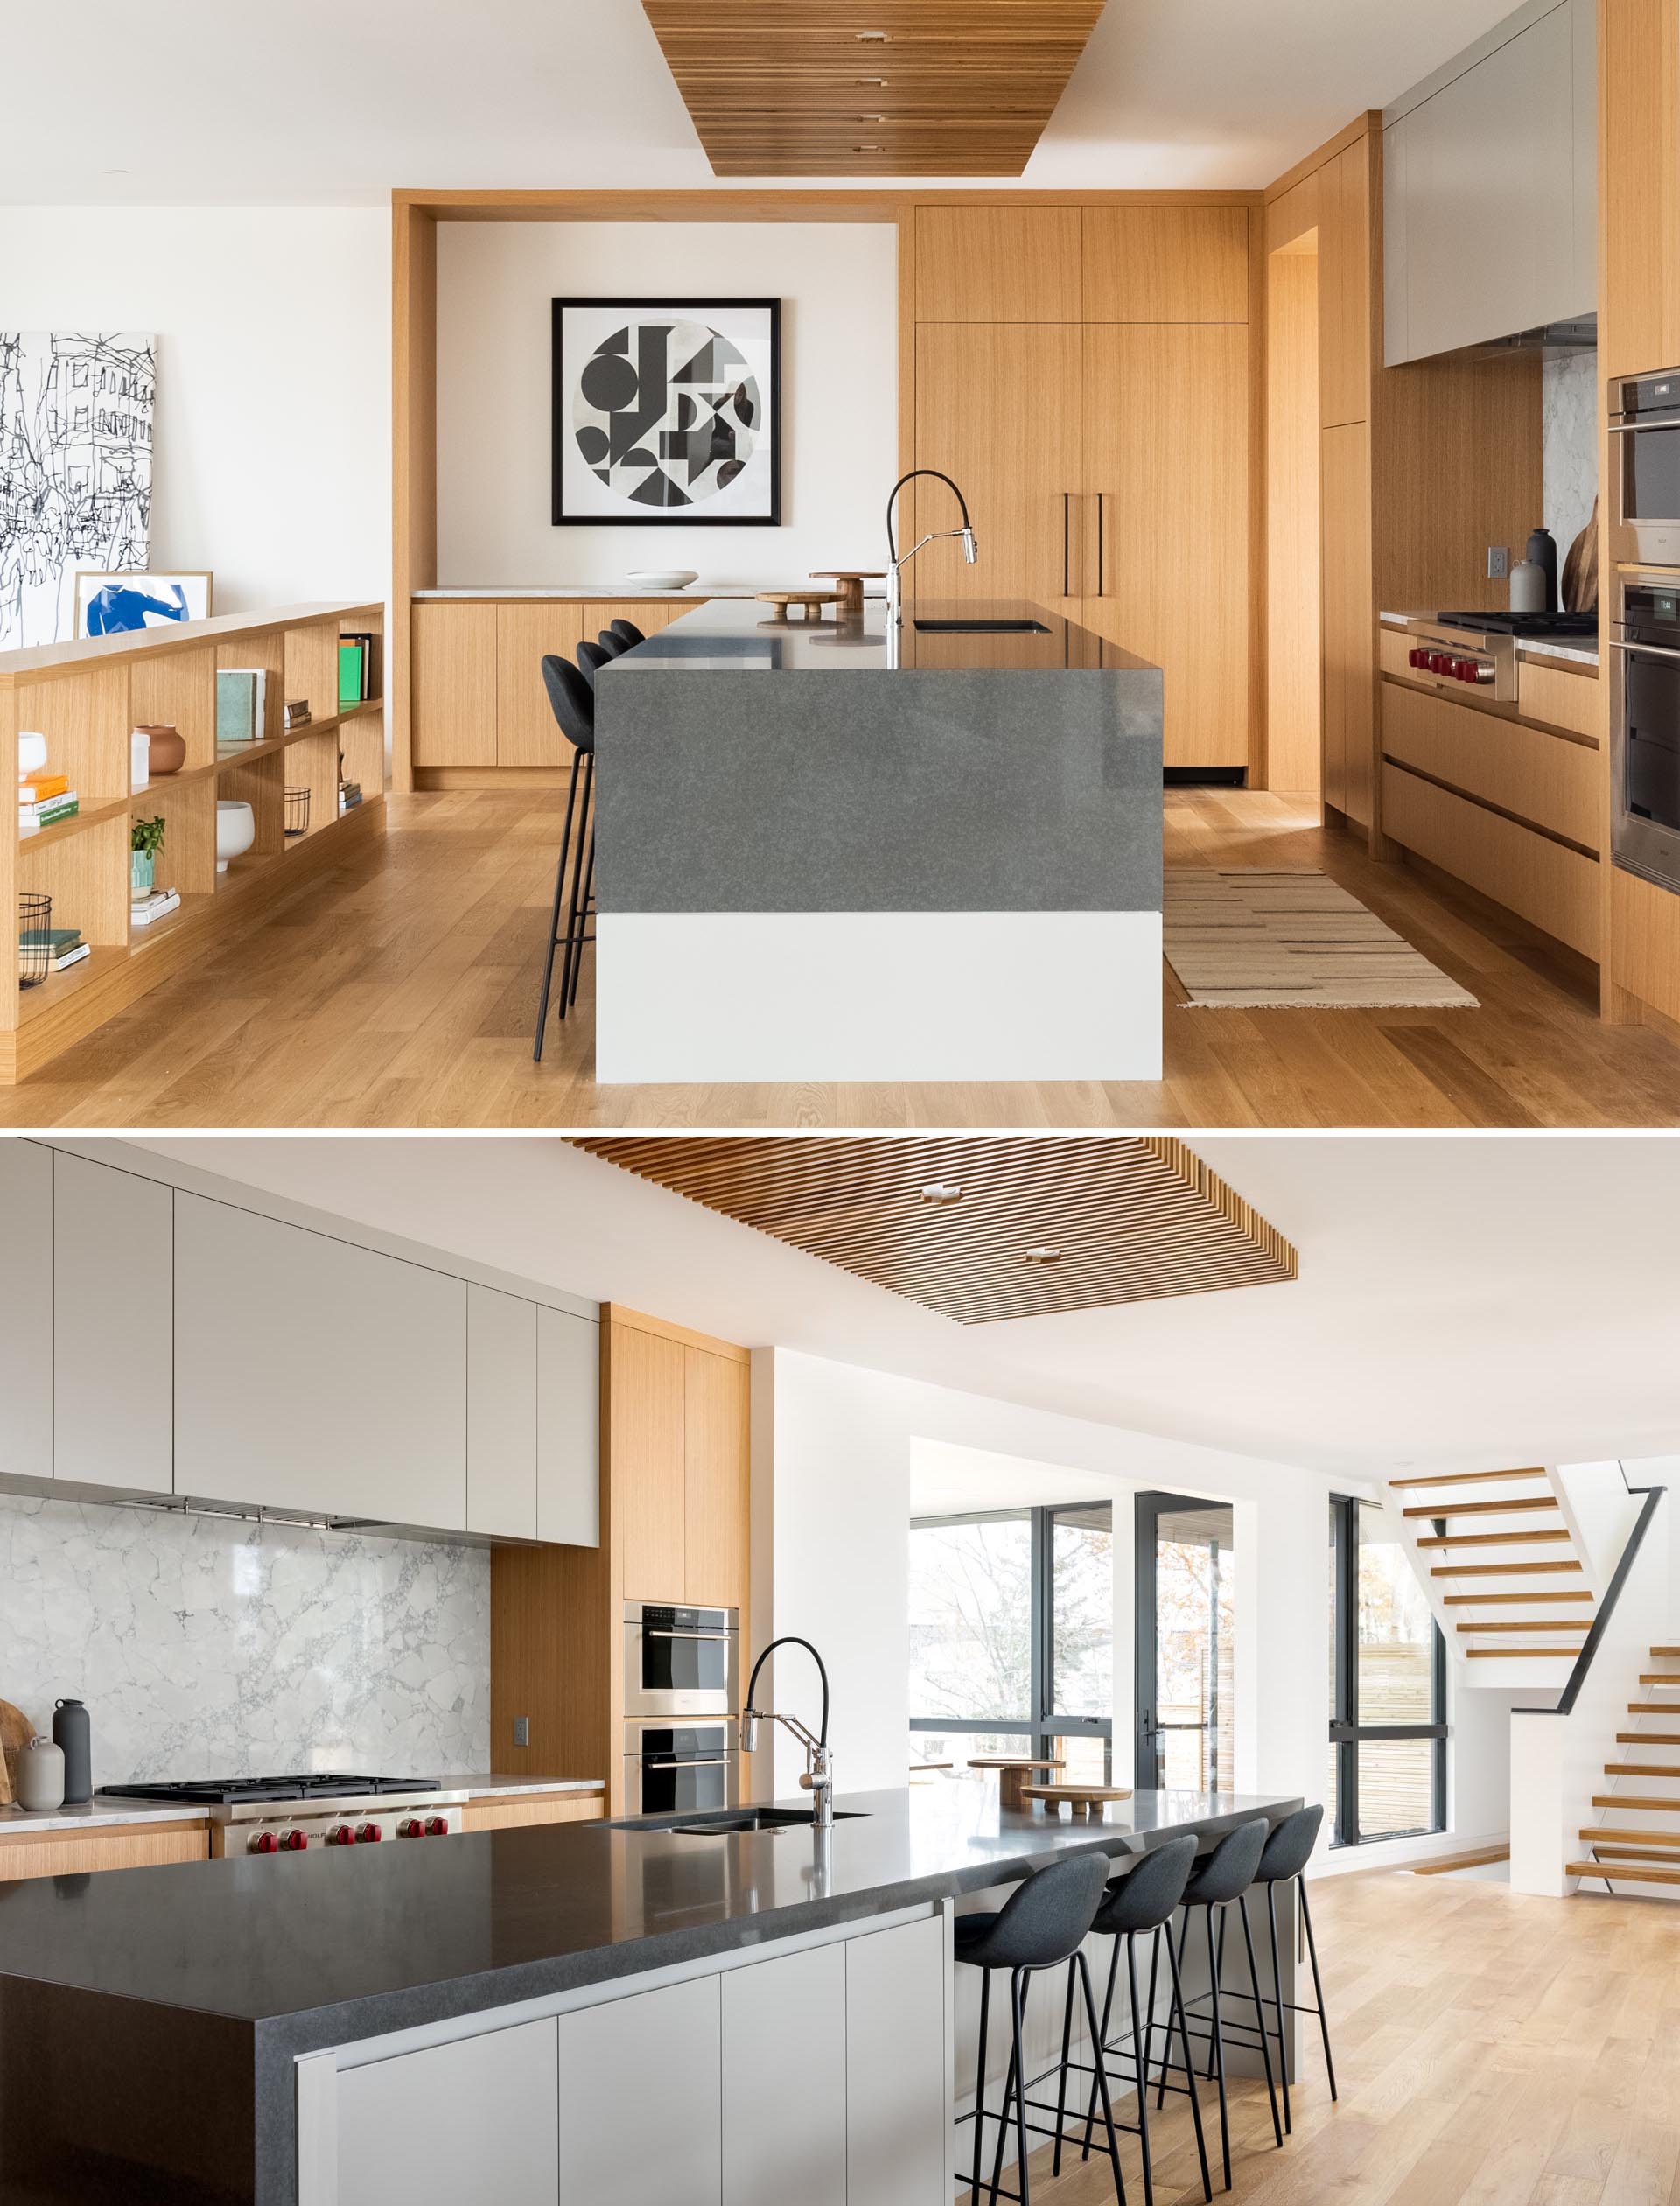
left=1062, top=492, right=1072, bottom=598
left=1096, top=493, right=1105, bottom=598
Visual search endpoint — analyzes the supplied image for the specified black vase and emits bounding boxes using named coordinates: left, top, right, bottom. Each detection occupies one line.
left=1526, top=528, right=1558, bottom=613
left=52, top=1698, right=91, bottom=1805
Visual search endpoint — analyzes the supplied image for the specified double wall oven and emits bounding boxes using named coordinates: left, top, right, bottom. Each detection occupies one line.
left=623, top=1600, right=742, bottom=1815
left=1612, top=575, right=1680, bottom=895
left=1612, top=369, right=1680, bottom=567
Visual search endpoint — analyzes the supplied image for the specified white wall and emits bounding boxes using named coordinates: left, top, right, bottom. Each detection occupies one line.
left=0, top=207, right=390, bottom=615
left=435, top=222, right=898, bottom=587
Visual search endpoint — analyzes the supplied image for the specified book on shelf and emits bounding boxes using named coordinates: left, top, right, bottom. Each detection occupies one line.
left=340, top=630, right=379, bottom=704
left=18, top=926, right=87, bottom=973
left=130, top=887, right=182, bottom=927
left=283, top=699, right=312, bottom=732
left=18, top=791, right=79, bottom=828
left=18, top=774, right=70, bottom=803
left=215, top=669, right=267, bottom=746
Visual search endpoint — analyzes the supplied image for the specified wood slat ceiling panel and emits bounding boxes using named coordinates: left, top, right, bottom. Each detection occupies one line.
left=640, top=1, right=1109, bottom=177
left=570, top=1137, right=1298, bottom=1324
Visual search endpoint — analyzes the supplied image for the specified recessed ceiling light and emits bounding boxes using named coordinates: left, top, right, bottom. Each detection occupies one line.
left=856, top=29, right=890, bottom=40
left=920, top=1181, right=962, bottom=1205
left=858, top=113, right=886, bottom=123
left=102, top=167, right=131, bottom=177
left=1022, top=1246, right=1062, bottom=1265
left=853, top=144, right=886, bottom=153
left=858, top=76, right=889, bottom=86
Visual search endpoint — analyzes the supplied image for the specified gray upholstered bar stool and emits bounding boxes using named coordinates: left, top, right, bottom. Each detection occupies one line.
left=1248, top=1803, right=1335, bottom=2134
left=1166, top=1817, right=1283, bottom=2189
left=956, top=1852, right=1126, bottom=2205
left=606, top=617, right=647, bottom=648
left=576, top=636, right=611, bottom=688
left=1067, top=1833, right=1211, bottom=2206
left=531, top=655, right=595, bottom=1058
left=595, top=627, right=631, bottom=659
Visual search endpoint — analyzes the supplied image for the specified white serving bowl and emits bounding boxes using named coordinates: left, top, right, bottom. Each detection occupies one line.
left=625, top=569, right=699, bottom=592
left=215, top=799, right=256, bottom=873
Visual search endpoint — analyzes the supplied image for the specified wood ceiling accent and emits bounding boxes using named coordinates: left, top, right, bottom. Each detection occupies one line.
left=570, top=1137, right=1298, bottom=1325
left=638, top=2, right=1109, bottom=178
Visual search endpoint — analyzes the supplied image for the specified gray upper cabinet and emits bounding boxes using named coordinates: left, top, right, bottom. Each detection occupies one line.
left=537, top=1305, right=599, bottom=1546
left=0, top=1143, right=53, bottom=1484
left=53, top=1152, right=172, bottom=1495
left=174, top=1193, right=468, bottom=1530
left=1383, top=0, right=1596, bottom=365
left=467, top=1285, right=538, bottom=1540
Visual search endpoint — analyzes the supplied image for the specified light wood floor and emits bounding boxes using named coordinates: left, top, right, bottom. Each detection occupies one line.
left=6, top=788, right=1680, bottom=1128
left=1010, top=1870, right=1680, bottom=2206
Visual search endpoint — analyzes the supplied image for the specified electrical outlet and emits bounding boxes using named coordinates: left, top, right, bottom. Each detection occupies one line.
left=514, top=1715, right=529, bottom=1747
left=1488, top=544, right=1509, bottom=580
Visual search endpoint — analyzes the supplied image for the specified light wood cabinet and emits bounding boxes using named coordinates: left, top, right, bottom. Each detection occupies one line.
left=0, top=1141, right=52, bottom=1484
left=0, top=1817, right=209, bottom=1882
left=1380, top=680, right=1600, bottom=851
left=914, top=206, right=1082, bottom=321
left=844, top=1915, right=949, bottom=2206
left=458, top=1789, right=604, bottom=1832
left=53, top=1152, right=172, bottom=1495
left=173, top=1194, right=468, bottom=1529
left=556, top=1976, right=722, bottom=2206
left=1082, top=207, right=1249, bottom=322
left=538, top=1304, right=600, bottom=1546
left=1381, top=761, right=1600, bottom=957
left=722, top=1943, right=848, bottom=2206
left=613, top=1321, right=687, bottom=1600
left=682, top=1345, right=746, bottom=1610
left=1601, top=0, right=1680, bottom=380
left=338, top=2017, right=559, bottom=2206
left=412, top=600, right=496, bottom=767
left=1320, top=419, right=1376, bottom=825
left=1318, top=139, right=1372, bottom=429
left=498, top=600, right=674, bottom=767
left=1082, top=323, right=1250, bottom=769
left=467, top=1285, right=537, bottom=1539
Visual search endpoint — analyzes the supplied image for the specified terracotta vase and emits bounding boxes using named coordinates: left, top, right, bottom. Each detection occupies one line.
left=138, top=724, right=186, bottom=775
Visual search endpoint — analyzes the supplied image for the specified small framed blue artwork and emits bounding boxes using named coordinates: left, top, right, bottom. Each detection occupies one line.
left=552, top=298, right=780, bottom=527
left=74, top=569, right=214, bottom=638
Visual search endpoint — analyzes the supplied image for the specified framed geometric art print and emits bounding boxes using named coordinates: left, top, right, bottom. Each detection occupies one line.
left=552, top=298, right=781, bottom=527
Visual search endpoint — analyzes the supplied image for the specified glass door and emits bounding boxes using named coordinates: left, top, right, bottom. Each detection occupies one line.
left=1134, top=1493, right=1236, bottom=1792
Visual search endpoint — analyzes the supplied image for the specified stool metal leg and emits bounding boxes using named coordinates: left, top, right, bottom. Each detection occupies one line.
left=971, top=1966, right=991, bottom=2206
left=1298, top=1875, right=1338, bottom=2100
left=1205, top=1908, right=1232, bottom=2192
left=1076, top=1951, right=1127, bottom=2205
left=556, top=753, right=593, bottom=1019
left=1141, top=1925, right=1162, bottom=2100
left=1207, top=1909, right=1227, bottom=2080
left=1166, top=1920, right=1214, bottom=2204
left=1237, top=1894, right=1284, bottom=2150
left=1080, top=1934, right=1124, bottom=2166
left=1265, top=1880, right=1292, bottom=2134
left=987, top=1978, right=1018, bottom=2206
left=1160, top=1914, right=1191, bottom=2110
left=532, top=748, right=583, bottom=1061
left=1125, top=1931, right=1154, bottom=2206
left=1053, top=1959, right=1078, bottom=2177
left=567, top=821, right=595, bottom=1010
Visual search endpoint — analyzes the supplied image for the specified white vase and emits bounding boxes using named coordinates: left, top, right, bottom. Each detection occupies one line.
left=215, top=799, right=256, bottom=873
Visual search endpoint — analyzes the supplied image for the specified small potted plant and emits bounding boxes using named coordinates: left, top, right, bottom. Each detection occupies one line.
left=131, top=816, right=165, bottom=897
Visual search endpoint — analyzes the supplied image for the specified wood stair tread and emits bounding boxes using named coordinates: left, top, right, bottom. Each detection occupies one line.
left=1455, top=1618, right=1590, bottom=1633
left=1467, top=1647, right=1577, bottom=1658
left=1652, top=1648, right=1680, bottom=1658
left=1389, top=1468, right=1547, bottom=1489
left=1605, top=1763, right=1680, bottom=1777
left=1408, top=1845, right=1511, bottom=1873
left=1638, top=1676, right=1680, bottom=1686
left=1415, top=1530, right=1572, bottom=1549
left=1592, top=1795, right=1680, bottom=1810
left=1580, top=1828, right=1680, bottom=1847
left=1569, top=1860, right=1680, bottom=1886
left=1617, top=1731, right=1680, bottom=1743
left=1431, top=1560, right=1582, bottom=1576
left=1402, top=1497, right=1560, bottom=1519
left=1441, top=1590, right=1592, bottom=1605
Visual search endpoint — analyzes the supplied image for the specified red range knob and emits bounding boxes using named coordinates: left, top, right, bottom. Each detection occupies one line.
left=1428, top=651, right=1451, bottom=675
left=1453, top=659, right=1475, bottom=681
left=1408, top=646, right=1426, bottom=669
left=281, top=1828, right=308, bottom=1851
left=397, top=1817, right=424, bottom=1838
left=327, top=1824, right=356, bottom=1846
left=425, top=1816, right=450, bottom=1837
left=248, top=1830, right=279, bottom=1855
left=355, top=1822, right=382, bottom=1843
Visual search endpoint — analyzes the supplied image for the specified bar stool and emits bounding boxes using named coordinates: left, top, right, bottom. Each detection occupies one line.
left=1250, top=1803, right=1335, bottom=2133
left=595, top=627, right=630, bottom=659
left=956, top=1852, right=1126, bottom=2206
left=576, top=636, right=610, bottom=688
left=531, top=655, right=594, bottom=1060
left=1068, top=1834, right=1211, bottom=2206
left=1165, top=1818, right=1282, bottom=2189
left=607, top=617, right=646, bottom=648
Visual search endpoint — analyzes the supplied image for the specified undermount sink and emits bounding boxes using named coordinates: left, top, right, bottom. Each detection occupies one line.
left=664, top=1808, right=867, bottom=1836
left=913, top=617, right=1050, bottom=634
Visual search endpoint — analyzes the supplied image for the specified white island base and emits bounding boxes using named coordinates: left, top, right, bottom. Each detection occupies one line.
left=595, top=911, right=1166, bottom=1085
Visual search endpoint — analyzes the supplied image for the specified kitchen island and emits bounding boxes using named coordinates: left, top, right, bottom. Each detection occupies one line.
left=0, top=1781, right=1297, bottom=2205
left=593, top=599, right=1164, bottom=1084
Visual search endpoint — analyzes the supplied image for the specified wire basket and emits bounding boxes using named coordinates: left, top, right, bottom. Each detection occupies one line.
left=18, top=892, right=52, bottom=988
left=284, top=786, right=312, bottom=837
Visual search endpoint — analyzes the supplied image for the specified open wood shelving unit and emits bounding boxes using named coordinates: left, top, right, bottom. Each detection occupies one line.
left=3, top=601, right=384, bottom=1083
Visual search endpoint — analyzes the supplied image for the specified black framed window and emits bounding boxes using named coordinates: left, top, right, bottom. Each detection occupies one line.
left=1327, top=1495, right=1446, bottom=1845
left=909, top=1505, right=1113, bottom=1782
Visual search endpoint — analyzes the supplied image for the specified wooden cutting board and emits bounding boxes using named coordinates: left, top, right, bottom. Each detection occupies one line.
left=0, top=1700, right=35, bottom=1807
left=1562, top=497, right=1599, bottom=613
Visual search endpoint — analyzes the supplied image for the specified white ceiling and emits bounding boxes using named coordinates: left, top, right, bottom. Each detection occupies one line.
left=125, top=1133, right=1680, bottom=1483
left=2, top=0, right=1525, bottom=204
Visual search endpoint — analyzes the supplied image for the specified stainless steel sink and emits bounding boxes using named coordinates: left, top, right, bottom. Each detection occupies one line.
left=663, top=1808, right=867, bottom=1836
left=913, top=618, right=1049, bottom=634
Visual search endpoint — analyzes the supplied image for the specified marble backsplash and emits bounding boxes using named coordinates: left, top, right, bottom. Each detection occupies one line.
left=1543, top=348, right=1598, bottom=576
left=0, top=1494, right=490, bottom=1784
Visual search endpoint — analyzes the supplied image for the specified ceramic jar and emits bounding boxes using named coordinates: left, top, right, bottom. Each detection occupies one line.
left=138, top=724, right=186, bottom=775
left=214, top=799, right=256, bottom=873
left=52, top=1698, right=91, bottom=1804
left=15, top=1736, right=66, bottom=1813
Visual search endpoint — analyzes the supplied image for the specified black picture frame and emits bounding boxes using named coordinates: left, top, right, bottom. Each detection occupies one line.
left=551, top=296, right=782, bottom=528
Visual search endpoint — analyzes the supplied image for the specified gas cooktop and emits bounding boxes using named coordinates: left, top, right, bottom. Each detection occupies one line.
left=1434, top=609, right=1598, bottom=641
left=102, top=1774, right=443, bottom=1806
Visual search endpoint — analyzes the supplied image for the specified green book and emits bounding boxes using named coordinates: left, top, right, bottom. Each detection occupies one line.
left=339, top=639, right=368, bottom=709
left=18, top=927, right=81, bottom=954
left=216, top=668, right=264, bottom=746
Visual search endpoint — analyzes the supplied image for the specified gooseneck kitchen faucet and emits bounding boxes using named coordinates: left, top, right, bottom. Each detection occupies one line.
left=884, top=468, right=978, bottom=632
left=739, top=1635, right=834, bottom=1828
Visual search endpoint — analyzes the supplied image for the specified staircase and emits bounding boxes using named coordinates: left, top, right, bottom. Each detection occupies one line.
left=1569, top=1644, right=1680, bottom=1892
left=1386, top=1465, right=1598, bottom=1689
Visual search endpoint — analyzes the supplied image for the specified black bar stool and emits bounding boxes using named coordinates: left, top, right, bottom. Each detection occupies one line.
left=956, top=1852, right=1126, bottom=2206
left=607, top=617, right=647, bottom=648
left=595, top=627, right=630, bottom=659
left=532, top=654, right=595, bottom=1060
left=1249, top=1803, right=1335, bottom=2133
left=1164, top=1818, right=1282, bottom=2188
left=576, top=637, right=610, bottom=687
left=1067, top=1834, right=1210, bottom=2206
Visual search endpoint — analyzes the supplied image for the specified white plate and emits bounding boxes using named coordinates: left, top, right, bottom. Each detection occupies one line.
left=626, top=570, right=699, bottom=592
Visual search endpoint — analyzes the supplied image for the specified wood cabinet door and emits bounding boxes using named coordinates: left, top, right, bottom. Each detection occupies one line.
left=557, top=1977, right=721, bottom=2206
left=915, top=207, right=1082, bottom=321
left=682, top=1346, right=744, bottom=1610
left=496, top=603, right=595, bottom=767
left=1321, top=420, right=1375, bottom=826
left=53, top=1152, right=172, bottom=1495
left=411, top=601, right=496, bottom=767
left=612, top=1321, right=686, bottom=1600
left=466, top=1285, right=537, bottom=1540
left=1602, top=0, right=1680, bottom=379
left=1082, top=323, right=1250, bottom=769
left=0, top=1141, right=52, bottom=1483
left=537, top=1304, right=600, bottom=1547
left=338, top=2017, right=558, bottom=2206
left=722, top=1944, right=847, bottom=2206
left=174, top=1193, right=468, bottom=1530
left=1318, top=139, right=1372, bottom=430
left=912, top=324, right=1085, bottom=609
left=1082, top=207, right=1249, bottom=322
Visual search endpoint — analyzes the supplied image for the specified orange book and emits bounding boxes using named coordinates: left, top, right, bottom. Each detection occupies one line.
left=18, top=773, right=68, bottom=801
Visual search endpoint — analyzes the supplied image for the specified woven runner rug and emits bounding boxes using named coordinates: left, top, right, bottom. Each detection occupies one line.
left=1164, top=869, right=1479, bottom=1009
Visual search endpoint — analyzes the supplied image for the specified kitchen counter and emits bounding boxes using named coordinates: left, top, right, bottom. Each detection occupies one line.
left=0, top=1774, right=601, bottom=1837
left=412, top=585, right=771, bottom=600
left=593, top=597, right=1164, bottom=1083
left=1379, top=607, right=1600, bottom=669
left=0, top=1782, right=1298, bottom=2203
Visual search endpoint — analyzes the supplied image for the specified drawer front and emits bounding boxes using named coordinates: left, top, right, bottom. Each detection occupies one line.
left=1381, top=762, right=1600, bottom=957
left=1381, top=681, right=1601, bottom=851
left=1515, top=654, right=1602, bottom=740
left=0, top=1823, right=209, bottom=1882
left=459, top=1793, right=605, bottom=1833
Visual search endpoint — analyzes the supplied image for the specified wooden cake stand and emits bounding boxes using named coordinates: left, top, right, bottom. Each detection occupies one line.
left=809, top=571, right=885, bottom=617
left=967, top=1755, right=1066, bottom=1810
left=756, top=589, right=837, bottom=623
left=1019, top=1782, right=1133, bottom=1819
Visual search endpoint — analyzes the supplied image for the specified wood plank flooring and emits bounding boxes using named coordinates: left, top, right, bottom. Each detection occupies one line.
left=5, top=788, right=1680, bottom=1128
left=1012, top=1870, right=1680, bottom=2206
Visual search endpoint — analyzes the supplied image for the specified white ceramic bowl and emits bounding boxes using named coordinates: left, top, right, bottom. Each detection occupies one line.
left=215, top=799, right=256, bottom=873
left=625, top=569, right=699, bottom=592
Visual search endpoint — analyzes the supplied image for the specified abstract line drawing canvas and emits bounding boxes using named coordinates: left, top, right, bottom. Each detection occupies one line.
left=0, top=331, right=155, bottom=650
left=552, top=298, right=780, bottom=527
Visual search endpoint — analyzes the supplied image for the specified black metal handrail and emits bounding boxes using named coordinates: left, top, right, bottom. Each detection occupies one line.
left=1513, top=1464, right=1668, bottom=1718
